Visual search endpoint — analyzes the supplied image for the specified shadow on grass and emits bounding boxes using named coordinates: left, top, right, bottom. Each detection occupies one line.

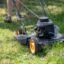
left=0, top=22, right=21, bottom=31
left=46, top=0, right=64, bottom=6
left=0, top=16, right=37, bottom=32
left=35, top=44, right=53, bottom=57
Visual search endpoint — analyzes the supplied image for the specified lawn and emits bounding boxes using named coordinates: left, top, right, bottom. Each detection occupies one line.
left=0, top=0, right=64, bottom=64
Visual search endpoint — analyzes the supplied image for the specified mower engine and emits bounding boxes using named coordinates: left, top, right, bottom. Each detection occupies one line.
left=35, top=17, right=55, bottom=39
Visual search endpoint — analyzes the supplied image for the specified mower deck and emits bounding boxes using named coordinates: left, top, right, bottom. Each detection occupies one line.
left=15, top=33, right=64, bottom=45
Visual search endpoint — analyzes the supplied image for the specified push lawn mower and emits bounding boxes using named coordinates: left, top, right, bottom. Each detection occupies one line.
left=14, top=0, right=64, bottom=54
left=14, top=16, right=64, bottom=54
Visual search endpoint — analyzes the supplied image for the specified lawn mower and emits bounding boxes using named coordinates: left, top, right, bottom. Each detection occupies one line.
left=14, top=0, right=64, bottom=54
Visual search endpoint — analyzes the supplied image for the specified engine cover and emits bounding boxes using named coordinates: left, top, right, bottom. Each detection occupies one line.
left=35, top=17, right=55, bottom=39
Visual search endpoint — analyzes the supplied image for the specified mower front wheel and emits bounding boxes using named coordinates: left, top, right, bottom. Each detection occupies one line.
left=29, top=38, right=41, bottom=54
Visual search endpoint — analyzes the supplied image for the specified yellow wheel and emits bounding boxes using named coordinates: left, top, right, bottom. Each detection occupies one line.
left=15, top=30, right=20, bottom=35
left=15, top=29, right=23, bottom=36
left=14, top=30, right=20, bottom=37
left=29, top=38, right=38, bottom=54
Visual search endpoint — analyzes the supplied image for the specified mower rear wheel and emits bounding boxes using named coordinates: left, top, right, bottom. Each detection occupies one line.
left=15, top=30, right=20, bottom=35
left=29, top=38, right=40, bottom=54
left=15, top=28, right=26, bottom=36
